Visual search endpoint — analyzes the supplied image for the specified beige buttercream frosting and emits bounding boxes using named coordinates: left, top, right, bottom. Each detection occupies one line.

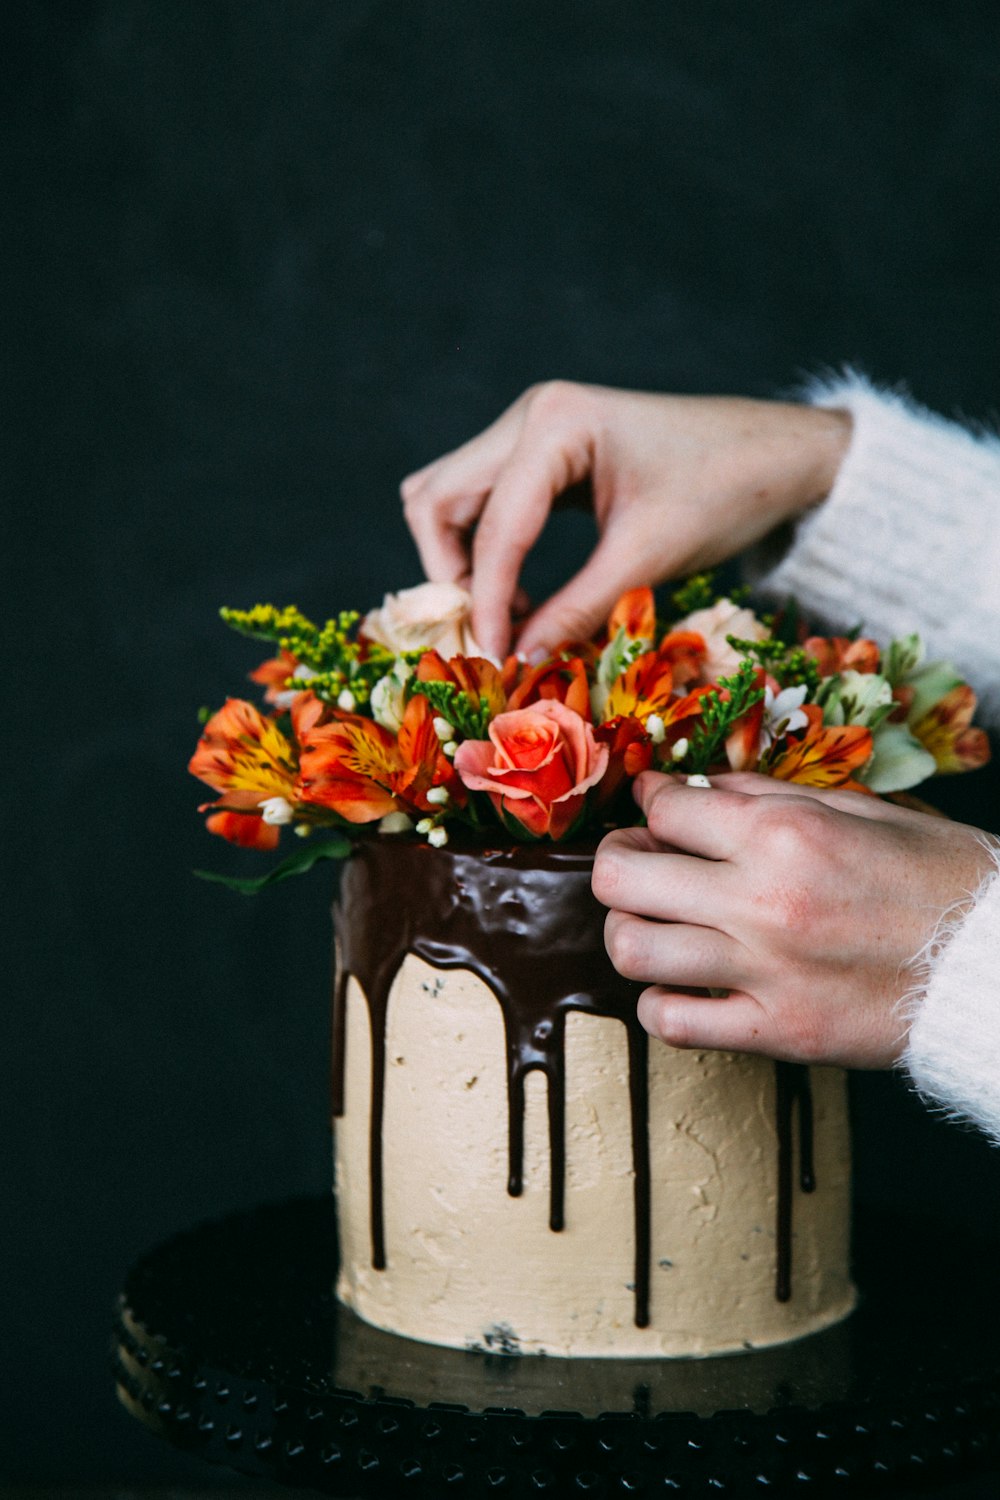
left=334, top=957, right=856, bottom=1358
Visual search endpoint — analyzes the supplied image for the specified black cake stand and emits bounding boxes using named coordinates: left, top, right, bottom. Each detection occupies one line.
left=113, top=1195, right=1000, bottom=1498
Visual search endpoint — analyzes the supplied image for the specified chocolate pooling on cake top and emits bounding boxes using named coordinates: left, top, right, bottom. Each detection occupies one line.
left=332, top=837, right=814, bottom=1328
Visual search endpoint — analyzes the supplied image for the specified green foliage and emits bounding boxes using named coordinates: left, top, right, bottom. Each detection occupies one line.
left=194, top=834, right=353, bottom=894
left=769, top=597, right=800, bottom=646
left=669, top=573, right=717, bottom=617
left=726, top=635, right=821, bottom=692
left=408, top=678, right=494, bottom=739
left=220, top=602, right=397, bottom=706
left=684, top=661, right=765, bottom=774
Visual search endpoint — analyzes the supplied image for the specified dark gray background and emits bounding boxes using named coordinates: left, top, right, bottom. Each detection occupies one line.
left=5, top=1, right=1000, bottom=1488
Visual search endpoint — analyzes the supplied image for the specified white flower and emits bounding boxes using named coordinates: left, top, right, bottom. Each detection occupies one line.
left=361, top=580, right=481, bottom=659
left=671, top=737, right=689, bottom=761
left=674, top=598, right=769, bottom=683
left=442, top=740, right=458, bottom=758
left=426, top=786, right=450, bottom=806
left=820, top=670, right=893, bottom=729
left=274, top=662, right=318, bottom=710
left=427, top=826, right=449, bottom=848
left=686, top=773, right=712, bottom=788
left=433, top=715, right=455, bottom=741
left=258, top=796, right=294, bottom=825
left=645, top=713, right=666, bottom=744
left=378, top=811, right=415, bottom=834
left=370, top=660, right=413, bottom=733
left=415, top=817, right=434, bottom=834
left=759, top=683, right=810, bottom=750
left=337, top=688, right=356, bottom=712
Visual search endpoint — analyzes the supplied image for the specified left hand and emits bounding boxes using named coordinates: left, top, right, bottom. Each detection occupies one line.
left=592, top=771, right=995, bottom=1069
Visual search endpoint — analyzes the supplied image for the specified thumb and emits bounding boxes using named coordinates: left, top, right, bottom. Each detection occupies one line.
left=516, top=542, right=650, bottom=657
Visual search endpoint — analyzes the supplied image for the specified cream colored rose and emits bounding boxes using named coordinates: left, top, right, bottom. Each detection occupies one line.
left=675, top=598, right=770, bottom=683
left=361, top=581, right=481, bottom=659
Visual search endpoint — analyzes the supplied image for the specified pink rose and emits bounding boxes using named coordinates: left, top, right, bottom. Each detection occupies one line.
left=454, top=700, right=609, bottom=840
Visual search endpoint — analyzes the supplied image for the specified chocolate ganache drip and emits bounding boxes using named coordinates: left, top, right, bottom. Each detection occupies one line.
left=332, top=837, right=815, bottom=1325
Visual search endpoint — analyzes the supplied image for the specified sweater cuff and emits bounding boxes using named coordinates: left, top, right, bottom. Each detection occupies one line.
left=745, top=374, right=1000, bottom=709
left=901, top=839, right=1000, bottom=1147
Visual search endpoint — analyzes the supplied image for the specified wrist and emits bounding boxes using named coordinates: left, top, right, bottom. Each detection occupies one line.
left=797, top=405, right=853, bottom=512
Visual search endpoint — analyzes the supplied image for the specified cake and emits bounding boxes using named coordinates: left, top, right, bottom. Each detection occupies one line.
left=190, top=581, right=985, bottom=1361
left=332, top=836, right=856, bottom=1359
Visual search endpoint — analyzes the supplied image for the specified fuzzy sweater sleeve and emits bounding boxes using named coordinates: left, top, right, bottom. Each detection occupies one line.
left=748, top=373, right=1000, bottom=1144
left=747, top=372, right=1000, bottom=723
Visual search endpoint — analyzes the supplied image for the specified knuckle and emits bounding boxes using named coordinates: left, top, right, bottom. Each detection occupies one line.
left=604, top=912, right=646, bottom=979
left=753, top=797, right=828, bottom=864
left=654, top=1005, right=692, bottom=1049
left=525, top=378, right=588, bottom=426
left=643, top=782, right=676, bottom=841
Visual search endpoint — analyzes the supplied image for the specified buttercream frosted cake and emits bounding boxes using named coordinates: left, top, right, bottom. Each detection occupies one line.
left=189, top=581, right=987, bottom=1359
left=332, top=836, right=856, bottom=1360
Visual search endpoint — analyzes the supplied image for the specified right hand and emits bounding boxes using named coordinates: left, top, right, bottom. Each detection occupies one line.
left=401, top=381, right=852, bottom=660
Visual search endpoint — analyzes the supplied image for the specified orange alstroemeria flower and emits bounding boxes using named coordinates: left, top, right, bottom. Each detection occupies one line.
left=594, top=715, right=653, bottom=807
left=603, top=650, right=675, bottom=722
left=655, top=629, right=707, bottom=687
left=608, top=586, right=656, bottom=641
left=768, top=722, right=874, bottom=788
left=296, top=693, right=448, bottom=823
left=205, top=809, right=281, bottom=851
left=416, top=650, right=508, bottom=720
left=250, top=648, right=300, bottom=704
left=189, top=697, right=299, bottom=846
left=508, top=655, right=591, bottom=720
left=911, top=685, right=991, bottom=774
left=805, top=636, right=881, bottom=676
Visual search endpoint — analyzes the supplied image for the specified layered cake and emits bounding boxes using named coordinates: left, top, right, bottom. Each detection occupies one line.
left=332, top=836, right=856, bottom=1359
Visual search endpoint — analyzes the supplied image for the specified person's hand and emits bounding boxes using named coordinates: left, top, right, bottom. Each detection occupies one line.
left=591, top=771, right=995, bottom=1069
left=401, top=381, right=852, bottom=660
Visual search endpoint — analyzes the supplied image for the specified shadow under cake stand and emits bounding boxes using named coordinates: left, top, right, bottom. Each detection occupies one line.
left=113, top=1195, right=1000, bottom=1497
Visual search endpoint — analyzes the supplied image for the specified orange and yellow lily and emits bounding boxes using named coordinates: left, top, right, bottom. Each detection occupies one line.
left=911, top=685, right=991, bottom=774
left=188, top=697, right=299, bottom=848
left=768, top=706, right=874, bottom=789
left=296, top=693, right=450, bottom=822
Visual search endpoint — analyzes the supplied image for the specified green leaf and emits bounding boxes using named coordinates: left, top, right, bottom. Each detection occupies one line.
left=194, top=834, right=353, bottom=894
left=859, top=724, right=937, bottom=794
left=904, top=661, right=963, bottom=725
left=885, top=633, right=924, bottom=687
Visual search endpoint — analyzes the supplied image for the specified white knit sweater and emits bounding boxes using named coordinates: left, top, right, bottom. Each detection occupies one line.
left=750, top=373, right=1000, bottom=1146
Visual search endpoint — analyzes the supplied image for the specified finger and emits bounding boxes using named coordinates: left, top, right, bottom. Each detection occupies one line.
left=604, top=910, right=746, bottom=988
left=593, top=830, right=730, bottom=922
left=405, top=488, right=487, bottom=585
left=637, top=987, right=784, bottom=1058
left=633, top=772, right=753, bottom=860
left=516, top=536, right=651, bottom=658
left=470, top=438, right=591, bottom=659
left=708, top=771, right=894, bottom=823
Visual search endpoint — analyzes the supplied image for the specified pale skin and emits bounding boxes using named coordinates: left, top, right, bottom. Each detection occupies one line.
left=401, top=381, right=993, bottom=1069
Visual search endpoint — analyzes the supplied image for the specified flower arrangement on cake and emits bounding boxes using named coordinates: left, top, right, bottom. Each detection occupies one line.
left=189, top=575, right=988, bottom=887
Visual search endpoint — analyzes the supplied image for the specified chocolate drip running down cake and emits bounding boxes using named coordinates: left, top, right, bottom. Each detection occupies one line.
left=332, top=838, right=856, bottom=1358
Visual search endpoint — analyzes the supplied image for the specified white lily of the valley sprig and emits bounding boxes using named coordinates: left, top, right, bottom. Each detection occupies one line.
left=759, top=683, right=810, bottom=751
